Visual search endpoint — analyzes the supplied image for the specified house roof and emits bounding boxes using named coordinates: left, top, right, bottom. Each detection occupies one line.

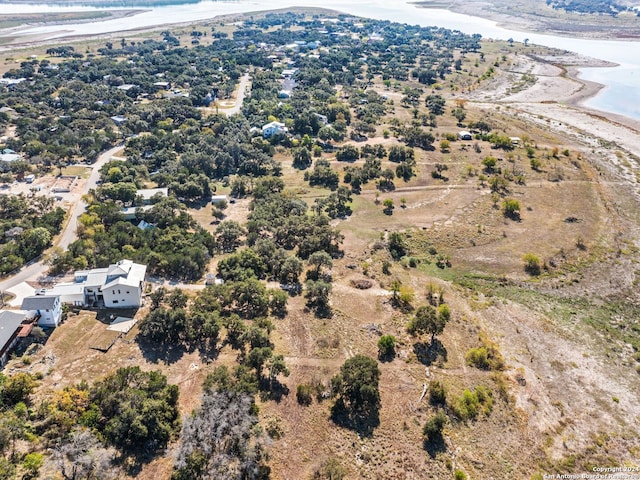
left=21, top=295, right=59, bottom=311
left=108, top=259, right=133, bottom=277
left=0, top=311, right=26, bottom=350
left=136, top=188, right=168, bottom=201
left=262, top=121, right=286, bottom=131
left=122, top=205, right=153, bottom=216
left=85, top=269, right=108, bottom=288
left=103, top=262, right=147, bottom=290
left=0, top=153, right=20, bottom=163
left=48, top=283, right=85, bottom=297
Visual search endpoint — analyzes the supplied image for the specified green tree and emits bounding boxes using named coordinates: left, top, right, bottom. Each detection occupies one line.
left=423, top=411, right=447, bottom=444
left=215, top=220, right=245, bottom=253
left=482, top=156, right=497, bottom=173
left=17, top=227, right=51, bottom=260
left=523, top=253, right=542, bottom=275
left=382, top=199, right=394, bottom=215
left=22, top=452, right=43, bottom=477
left=407, top=304, right=449, bottom=344
left=502, top=198, right=521, bottom=220
left=428, top=380, right=447, bottom=406
left=307, top=250, right=333, bottom=280
left=89, top=367, right=180, bottom=455
left=293, top=147, right=312, bottom=169
left=279, top=256, right=303, bottom=285
left=377, top=335, right=396, bottom=360
left=335, top=144, right=360, bottom=162
left=332, top=355, right=381, bottom=424
left=304, top=280, right=332, bottom=317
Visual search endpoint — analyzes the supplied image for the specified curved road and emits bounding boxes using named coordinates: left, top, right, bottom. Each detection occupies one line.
left=0, top=145, right=122, bottom=294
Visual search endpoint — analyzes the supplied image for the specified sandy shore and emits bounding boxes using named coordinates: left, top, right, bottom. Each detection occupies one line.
left=413, top=0, right=640, bottom=40
left=466, top=51, right=640, bottom=185
left=0, top=9, right=147, bottom=49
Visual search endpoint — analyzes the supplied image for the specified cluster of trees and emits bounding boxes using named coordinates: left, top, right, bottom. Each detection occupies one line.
left=172, top=390, right=270, bottom=480
left=0, top=194, right=65, bottom=274
left=49, top=196, right=215, bottom=279
left=546, top=0, right=630, bottom=15
left=0, top=368, right=179, bottom=478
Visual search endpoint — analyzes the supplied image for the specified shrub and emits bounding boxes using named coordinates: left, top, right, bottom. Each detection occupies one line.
left=451, top=386, right=493, bottom=421
left=466, top=342, right=505, bottom=371
left=422, top=410, right=447, bottom=443
left=313, top=457, right=346, bottom=480
left=377, top=335, right=396, bottom=359
left=523, top=253, right=542, bottom=275
left=297, top=384, right=313, bottom=406
left=502, top=198, right=521, bottom=220
left=454, top=470, right=468, bottom=480
left=428, top=380, right=447, bottom=406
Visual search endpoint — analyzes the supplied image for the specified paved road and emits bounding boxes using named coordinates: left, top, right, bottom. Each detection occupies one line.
left=57, top=145, right=122, bottom=250
left=0, top=145, right=122, bottom=295
left=222, top=73, right=250, bottom=116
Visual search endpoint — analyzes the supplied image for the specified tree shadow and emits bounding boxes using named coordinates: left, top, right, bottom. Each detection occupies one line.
left=330, top=400, right=380, bottom=438
left=197, top=341, right=221, bottom=364
left=135, top=336, right=187, bottom=365
left=258, top=379, right=290, bottom=403
left=413, top=339, right=447, bottom=366
left=113, top=448, right=164, bottom=478
left=377, top=351, right=395, bottom=363
left=423, top=436, right=447, bottom=459
left=95, top=308, right=139, bottom=325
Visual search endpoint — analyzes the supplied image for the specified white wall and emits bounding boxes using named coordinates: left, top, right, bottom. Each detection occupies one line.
left=35, top=297, right=62, bottom=327
left=103, top=286, right=142, bottom=308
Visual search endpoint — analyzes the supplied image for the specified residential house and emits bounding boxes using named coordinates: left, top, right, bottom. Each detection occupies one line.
left=121, top=205, right=153, bottom=220
left=136, top=187, right=168, bottom=204
left=262, top=121, right=288, bottom=139
left=21, top=295, right=62, bottom=327
left=101, top=260, right=147, bottom=308
left=44, top=260, right=147, bottom=309
left=115, top=84, right=138, bottom=92
left=110, top=115, right=127, bottom=125
left=0, top=149, right=21, bottom=171
left=211, top=194, right=228, bottom=205
left=0, top=311, right=26, bottom=365
left=74, top=260, right=146, bottom=308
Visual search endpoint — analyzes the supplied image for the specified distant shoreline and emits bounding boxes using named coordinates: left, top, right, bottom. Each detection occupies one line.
left=413, top=0, right=640, bottom=41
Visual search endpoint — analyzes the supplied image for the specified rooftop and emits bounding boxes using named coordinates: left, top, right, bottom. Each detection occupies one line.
left=137, top=188, right=168, bottom=201
left=0, top=310, right=26, bottom=350
left=21, top=295, right=59, bottom=311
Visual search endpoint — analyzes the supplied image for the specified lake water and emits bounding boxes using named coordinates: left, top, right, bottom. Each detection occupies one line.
left=1, top=0, right=639, bottom=121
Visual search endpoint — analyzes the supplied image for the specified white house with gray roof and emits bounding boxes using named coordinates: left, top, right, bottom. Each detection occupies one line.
left=44, top=260, right=147, bottom=309
left=21, top=295, right=62, bottom=327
